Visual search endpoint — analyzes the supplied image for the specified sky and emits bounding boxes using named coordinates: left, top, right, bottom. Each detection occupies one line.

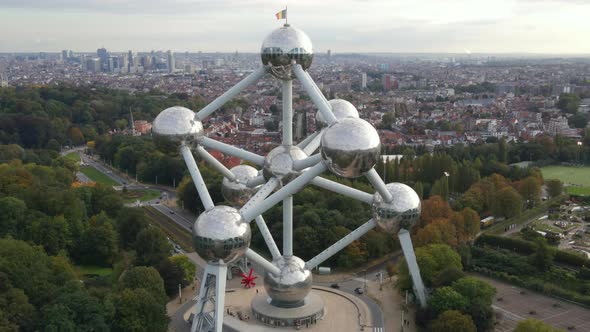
left=0, top=0, right=588, bottom=54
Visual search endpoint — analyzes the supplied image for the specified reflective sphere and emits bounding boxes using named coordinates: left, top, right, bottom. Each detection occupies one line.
left=192, top=206, right=251, bottom=265
left=152, top=106, right=203, bottom=143
left=372, top=183, right=421, bottom=233
left=264, top=256, right=312, bottom=307
left=321, top=118, right=381, bottom=178
left=263, top=145, right=307, bottom=187
left=316, top=99, right=360, bottom=130
left=261, top=25, right=313, bottom=80
left=221, top=165, right=260, bottom=207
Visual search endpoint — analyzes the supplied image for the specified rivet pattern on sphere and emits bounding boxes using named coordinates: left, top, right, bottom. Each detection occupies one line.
left=372, top=182, right=421, bottom=233
left=222, top=165, right=260, bottom=207
left=316, top=99, right=360, bottom=130
left=152, top=106, right=203, bottom=142
left=192, top=205, right=251, bottom=265
left=261, top=25, right=313, bottom=80
left=320, top=117, right=381, bottom=178
left=264, top=256, right=312, bottom=307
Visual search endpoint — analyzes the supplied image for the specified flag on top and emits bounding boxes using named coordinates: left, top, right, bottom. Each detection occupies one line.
left=275, top=8, right=287, bottom=20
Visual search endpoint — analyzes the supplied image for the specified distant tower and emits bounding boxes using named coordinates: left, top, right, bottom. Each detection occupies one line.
left=0, top=73, right=8, bottom=87
left=382, top=74, right=392, bottom=91
left=167, top=50, right=175, bottom=73
left=327, top=49, right=331, bottom=58
left=61, top=50, right=68, bottom=62
left=130, top=110, right=136, bottom=136
left=361, top=72, right=367, bottom=89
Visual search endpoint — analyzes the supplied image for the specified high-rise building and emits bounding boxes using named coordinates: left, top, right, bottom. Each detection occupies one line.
left=61, top=50, right=68, bottom=62
left=167, top=50, right=175, bottom=73
left=327, top=49, right=331, bottom=58
left=361, top=72, right=367, bottom=89
left=382, top=74, right=392, bottom=91
left=97, top=48, right=108, bottom=61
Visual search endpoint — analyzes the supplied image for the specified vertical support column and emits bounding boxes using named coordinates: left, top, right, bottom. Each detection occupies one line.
left=213, top=265, right=228, bottom=332
left=398, top=229, right=427, bottom=307
left=282, top=79, right=293, bottom=146
left=283, top=196, right=293, bottom=257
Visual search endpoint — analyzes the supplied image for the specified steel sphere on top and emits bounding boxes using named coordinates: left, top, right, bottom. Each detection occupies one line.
left=320, top=117, right=381, bottom=178
left=221, top=165, right=260, bottom=207
left=372, top=182, right=421, bottom=233
left=316, top=99, right=360, bottom=130
left=152, top=106, right=203, bottom=142
left=264, top=256, right=312, bottom=307
left=261, top=24, right=313, bottom=80
left=192, top=205, right=251, bottom=265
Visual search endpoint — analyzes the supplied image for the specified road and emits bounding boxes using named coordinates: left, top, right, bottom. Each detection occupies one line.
left=65, top=148, right=385, bottom=331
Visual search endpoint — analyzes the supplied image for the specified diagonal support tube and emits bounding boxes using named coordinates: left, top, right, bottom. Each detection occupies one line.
left=240, top=162, right=327, bottom=222
left=283, top=196, right=293, bottom=257
left=303, top=129, right=324, bottom=155
left=245, top=248, right=281, bottom=275
left=310, top=176, right=374, bottom=204
left=306, top=219, right=377, bottom=270
left=399, top=229, right=427, bottom=307
left=239, top=178, right=279, bottom=222
left=180, top=144, right=215, bottom=210
left=199, top=136, right=265, bottom=166
left=246, top=175, right=266, bottom=188
left=255, top=216, right=281, bottom=259
left=195, top=146, right=236, bottom=181
left=293, top=65, right=338, bottom=125
left=195, top=67, right=266, bottom=120
left=293, top=154, right=322, bottom=171
left=365, top=168, right=393, bottom=203
left=297, top=131, right=319, bottom=149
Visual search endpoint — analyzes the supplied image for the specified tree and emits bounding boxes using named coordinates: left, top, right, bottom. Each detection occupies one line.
left=546, top=179, right=563, bottom=198
left=429, top=287, right=468, bottom=314
left=429, top=310, right=476, bottom=332
left=516, top=176, right=541, bottom=208
left=397, top=244, right=462, bottom=289
left=466, top=302, right=495, bottom=332
left=134, top=227, right=172, bottom=267
left=157, top=259, right=185, bottom=296
left=79, top=213, right=118, bottom=266
left=169, top=255, right=196, bottom=285
left=0, top=197, right=27, bottom=238
left=112, top=288, right=168, bottom=332
left=531, top=238, right=554, bottom=272
left=116, top=208, right=148, bottom=249
left=493, top=186, right=523, bottom=219
left=514, top=319, right=564, bottom=332
left=420, top=196, right=453, bottom=226
left=452, top=277, right=496, bottom=307
left=556, top=93, right=581, bottom=114
left=568, top=112, right=588, bottom=128
left=119, top=266, right=167, bottom=305
left=432, top=267, right=465, bottom=288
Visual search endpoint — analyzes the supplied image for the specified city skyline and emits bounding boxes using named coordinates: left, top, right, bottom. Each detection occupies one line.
left=1, top=0, right=589, bottom=54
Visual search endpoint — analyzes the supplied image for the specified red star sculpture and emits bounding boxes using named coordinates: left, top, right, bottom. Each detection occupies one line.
left=240, top=268, right=257, bottom=288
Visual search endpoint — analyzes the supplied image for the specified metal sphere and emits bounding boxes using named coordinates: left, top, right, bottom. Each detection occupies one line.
left=320, top=117, right=381, bottom=178
left=192, top=205, right=251, bottom=265
left=263, top=145, right=307, bottom=187
left=152, top=106, right=203, bottom=143
left=261, top=24, right=313, bottom=80
left=221, top=165, right=260, bottom=207
left=316, top=99, right=360, bottom=130
left=372, top=183, right=421, bottom=234
left=264, top=256, right=312, bottom=307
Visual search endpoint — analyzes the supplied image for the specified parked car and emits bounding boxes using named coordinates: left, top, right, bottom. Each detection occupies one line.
left=354, top=287, right=364, bottom=294
left=330, top=283, right=340, bottom=289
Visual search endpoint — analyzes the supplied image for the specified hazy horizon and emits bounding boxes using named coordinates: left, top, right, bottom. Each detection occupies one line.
left=1, top=0, right=589, bottom=54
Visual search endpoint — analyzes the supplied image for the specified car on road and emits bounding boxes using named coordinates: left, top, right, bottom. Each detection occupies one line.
left=354, top=287, right=364, bottom=294
left=169, top=210, right=175, bottom=214
left=330, top=283, right=340, bottom=289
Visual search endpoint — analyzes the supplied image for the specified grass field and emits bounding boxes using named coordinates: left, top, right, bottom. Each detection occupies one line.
left=75, top=265, right=112, bottom=277
left=541, top=166, right=590, bottom=186
left=121, top=189, right=160, bottom=203
left=80, top=166, right=119, bottom=186
left=64, top=152, right=81, bottom=163
left=566, top=186, right=590, bottom=196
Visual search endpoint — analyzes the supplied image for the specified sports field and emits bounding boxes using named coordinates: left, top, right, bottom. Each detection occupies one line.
left=541, top=166, right=590, bottom=196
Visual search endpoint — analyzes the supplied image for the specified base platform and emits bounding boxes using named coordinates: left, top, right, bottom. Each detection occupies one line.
left=251, top=292, right=325, bottom=328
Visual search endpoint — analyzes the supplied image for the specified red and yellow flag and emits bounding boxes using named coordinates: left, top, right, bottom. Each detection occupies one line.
left=275, top=9, right=287, bottom=20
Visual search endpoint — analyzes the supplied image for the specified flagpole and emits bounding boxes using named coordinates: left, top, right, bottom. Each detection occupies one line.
left=286, top=6, right=288, bottom=25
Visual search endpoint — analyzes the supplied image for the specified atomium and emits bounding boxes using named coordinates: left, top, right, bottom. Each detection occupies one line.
left=320, top=117, right=381, bottom=178
left=152, top=106, right=203, bottom=142
left=262, top=145, right=307, bottom=187
left=264, top=256, right=312, bottom=307
left=221, top=165, right=260, bottom=207
left=192, top=205, right=251, bottom=265
left=316, top=99, right=360, bottom=130
left=372, top=182, right=421, bottom=233
left=261, top=24, right=313, bottom=80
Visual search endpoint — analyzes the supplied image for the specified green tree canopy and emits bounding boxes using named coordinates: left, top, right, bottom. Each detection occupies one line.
left=429, top=310, right=476, bottom=332
left=514, top=319, right=564, bottom=332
